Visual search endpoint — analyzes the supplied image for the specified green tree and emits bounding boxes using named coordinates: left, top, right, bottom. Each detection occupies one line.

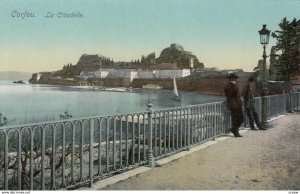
left=140, top=52, right=156, bottom=65
left=0, top=113, right=8, bottom=127
left=272, top=17, right=300, bottom=80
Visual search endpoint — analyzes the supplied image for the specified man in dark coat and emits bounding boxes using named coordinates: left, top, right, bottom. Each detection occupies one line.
left=242, top=77, right=267, bottom=130
left=224, top=73, right=244, bottom=137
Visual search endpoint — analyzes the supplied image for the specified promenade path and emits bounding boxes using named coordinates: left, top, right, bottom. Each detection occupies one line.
left=98, top=113, right=300, bottom=190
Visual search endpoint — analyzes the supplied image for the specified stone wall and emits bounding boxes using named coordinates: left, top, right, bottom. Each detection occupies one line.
left=29, top=73, right=290, bottom=96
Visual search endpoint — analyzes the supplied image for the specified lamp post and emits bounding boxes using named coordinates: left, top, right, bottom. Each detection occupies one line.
left=258, top=24, right=271, bottom=128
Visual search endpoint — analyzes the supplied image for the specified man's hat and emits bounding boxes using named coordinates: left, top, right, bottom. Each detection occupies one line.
left=227, top=72, right=239, bottom=79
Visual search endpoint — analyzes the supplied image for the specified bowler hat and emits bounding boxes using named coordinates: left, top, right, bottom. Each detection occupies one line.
left=227, top=72, right=239, bottom=79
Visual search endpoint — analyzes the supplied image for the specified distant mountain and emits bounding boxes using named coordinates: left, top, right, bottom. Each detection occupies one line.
left=156, top=44, right=204, bottom=69
left=0, top=71, right=33, bottom=81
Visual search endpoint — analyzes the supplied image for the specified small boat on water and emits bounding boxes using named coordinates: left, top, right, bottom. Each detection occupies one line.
left=104, top=87, right=127, bottom=92
left=13, top=80, right=25, bottom=84
left=172, top=77, right=181, bottom=101
left=72, top=85, right=94, bottom=89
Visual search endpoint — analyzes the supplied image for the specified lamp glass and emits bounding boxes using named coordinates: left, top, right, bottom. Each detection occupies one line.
left=259, top=24, right=270, bottom=45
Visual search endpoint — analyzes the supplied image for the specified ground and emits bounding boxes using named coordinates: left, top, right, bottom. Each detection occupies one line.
left=102, top=113, right=300, bottom=190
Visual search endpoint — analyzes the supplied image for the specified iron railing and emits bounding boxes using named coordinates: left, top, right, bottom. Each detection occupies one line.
left=0, top=92, right=299, bottom=190
left=243, top=92, right=300, bottom=127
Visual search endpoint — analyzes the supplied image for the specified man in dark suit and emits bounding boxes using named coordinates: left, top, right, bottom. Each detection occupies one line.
left=242, top=76, right=267, bottom=130
left=224, top=73, right=244, bottom=137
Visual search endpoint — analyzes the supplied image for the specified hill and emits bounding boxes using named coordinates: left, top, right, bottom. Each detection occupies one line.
left=30, top=43, right=205, bottom=82
left=156, top=44, right=204, bottom=69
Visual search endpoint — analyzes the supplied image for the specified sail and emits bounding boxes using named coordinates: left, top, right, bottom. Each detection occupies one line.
left=173, top=77, right=179, bottom=97
left=37, top=73, right=41, bottom=81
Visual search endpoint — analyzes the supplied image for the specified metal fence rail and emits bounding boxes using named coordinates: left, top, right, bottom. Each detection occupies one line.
left=243, top=92, right=300, bottom=128
left=0, top=92, right=299, bottom=190
left=289, top=92, right=300, bottom=112
left=150, top=101, right=230, bottom=160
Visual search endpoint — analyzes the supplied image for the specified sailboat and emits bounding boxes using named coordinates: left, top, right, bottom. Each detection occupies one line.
left=172, top=77, right=181, bottom=101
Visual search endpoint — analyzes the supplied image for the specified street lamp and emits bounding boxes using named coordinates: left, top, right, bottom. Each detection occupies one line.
left=258, top=24, right=271, bottom=128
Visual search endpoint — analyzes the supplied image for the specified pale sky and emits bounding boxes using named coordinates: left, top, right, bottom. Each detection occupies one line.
left=0, top=0, right=299, bottom=73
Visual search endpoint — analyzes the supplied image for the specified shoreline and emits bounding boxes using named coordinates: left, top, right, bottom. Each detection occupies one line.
left=29, top=76, right=228, bottom=96
left=26, top=81, right=225, bottom=96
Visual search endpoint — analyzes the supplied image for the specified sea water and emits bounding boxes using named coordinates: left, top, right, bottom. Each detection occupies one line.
left=0, top=80, right=224, bottom=125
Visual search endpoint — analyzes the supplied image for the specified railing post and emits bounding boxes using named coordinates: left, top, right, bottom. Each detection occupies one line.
left=293, top=92, right=296, bottom=111
left=30, top=129, right=34, bottom=190
left=261, top=95, right=268, bottom=128
left=41, top=127, right=45, bottom=190
left=213, top=104, right=217, bottom=140
left=17, top=130, right=22, bottom=190
left=4, top=131, right=8, bottom=190
left=296, top=92, right=300, bottom=112
left=283, top=91, right=286, bottom=114
left=296, top=92, right=300, bottom=111
left=288, top=92, right=293, bottom=113
left=147, top=100, right=155, bottom=168
left=51, top=126, right=56, bottom=190
left=62, top=125, right=66, bottom=188
left=187, top=108, right=190, bottom=146
left=89, top=118, right=94, bottom=187
left=276, top=95, right=279, bottom=116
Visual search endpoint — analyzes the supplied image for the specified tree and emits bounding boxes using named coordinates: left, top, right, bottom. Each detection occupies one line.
left=0, top=113, right=8, bottom=127
left=272, top=17, right=300, bottom=81
left=140, top=52, right=156, bottom=65
left=146, top=52, right=156, bottom=64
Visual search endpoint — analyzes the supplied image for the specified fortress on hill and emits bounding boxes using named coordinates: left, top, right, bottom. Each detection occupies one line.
left=30, top=43, right=272, bottom=95
left=31, top=43, right=206, bottom=82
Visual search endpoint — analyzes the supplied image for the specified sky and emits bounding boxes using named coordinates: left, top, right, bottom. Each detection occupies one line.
left=0, top=0, right=300, bottom=73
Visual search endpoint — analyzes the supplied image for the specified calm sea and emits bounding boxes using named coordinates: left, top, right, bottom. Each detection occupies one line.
left=0, top=80, right=224, bottom=125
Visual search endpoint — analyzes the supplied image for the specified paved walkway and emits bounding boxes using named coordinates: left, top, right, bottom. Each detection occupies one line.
left=98, top=113, right=300, bottom=190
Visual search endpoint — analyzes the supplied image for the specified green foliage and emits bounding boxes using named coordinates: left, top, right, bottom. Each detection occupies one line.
left=59, top=110, right=72, bottom=120
left=101, top=58, right=114, bottom=67
left=54, top=63, right=82, bottom=78
left=272, top=17, right=300, bottom=80
left=0, top=113, right=8, bottom=127
left=141, top=52, right=156, bottom=65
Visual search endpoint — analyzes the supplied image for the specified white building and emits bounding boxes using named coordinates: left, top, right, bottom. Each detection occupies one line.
left=158, top=69, right=190, bottom=78
left=130, top=71, right=138, bottom=82
left=137, top=69, right=156, bottom=79
left=92, top=68, right=191, bottom=82
left=95, top=69, right=114, bottom=78
left=78, top=71, right=97, bottom=79
left=109, top=69, right=138, bottom=82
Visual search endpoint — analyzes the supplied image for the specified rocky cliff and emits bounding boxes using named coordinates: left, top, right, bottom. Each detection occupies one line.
left=53, top=54, right=110, bottom=78
left=156, top=44, right=204, bottom=69
left=76, top=54, right=106, bottom=71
